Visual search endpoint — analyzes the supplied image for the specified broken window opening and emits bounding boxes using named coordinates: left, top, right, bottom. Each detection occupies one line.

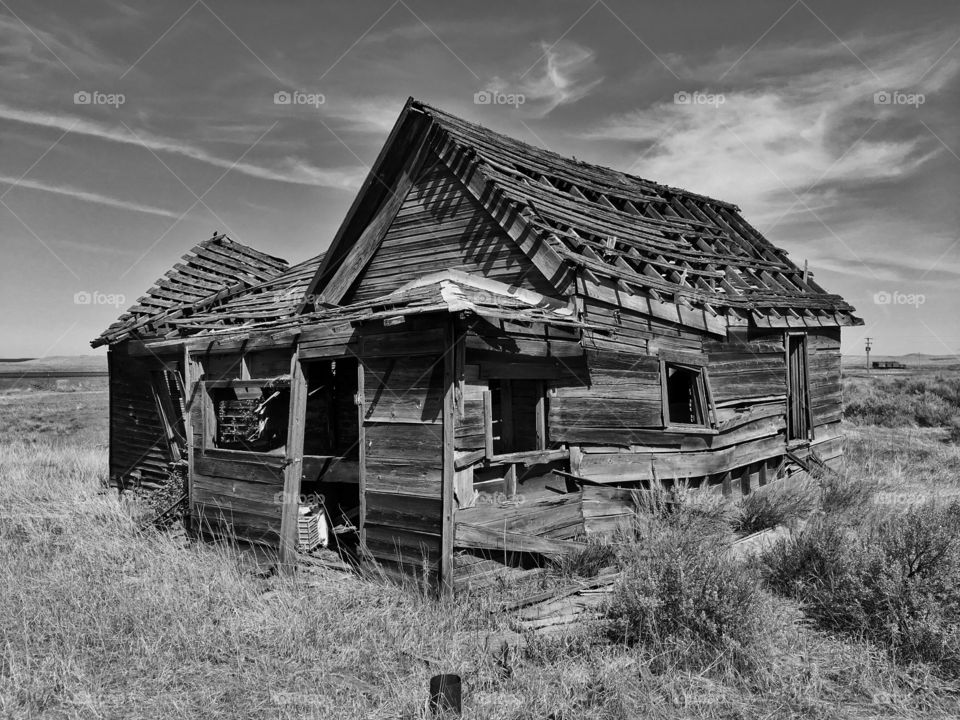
left=663, top=363, right=710, bottom=427
left=486, top=379, right=547, bottom=456
left=207, top=383, right=290, bottom=453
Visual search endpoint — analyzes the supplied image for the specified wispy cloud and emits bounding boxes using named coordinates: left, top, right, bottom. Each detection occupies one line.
left=486, top=40, right=603, bottom=117
left=320, top=96, right=406, bottom=135
left=586, top=33, right=959, bottom=214
left=0, top=174, right=181, bottom=218
left=0, top=103, right=366, bottom=189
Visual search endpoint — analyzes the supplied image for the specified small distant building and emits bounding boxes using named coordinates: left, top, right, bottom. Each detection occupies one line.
left=872, top=361, right=907, bottom=369
left=94, top=98, right=862, bottom=592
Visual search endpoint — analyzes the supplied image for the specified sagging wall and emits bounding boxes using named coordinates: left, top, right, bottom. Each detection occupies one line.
left=451, top=295, right=844, bottom=513
left=108, top=343, right=185, bottom=490
left=567, top=296, right=844, bottom=486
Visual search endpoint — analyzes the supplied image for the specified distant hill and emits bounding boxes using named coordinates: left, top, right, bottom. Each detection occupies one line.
left=0, top=355, right=107, bottom=376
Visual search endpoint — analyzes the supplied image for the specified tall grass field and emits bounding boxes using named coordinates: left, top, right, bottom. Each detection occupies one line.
left=1, top=364, right=960, bottom=718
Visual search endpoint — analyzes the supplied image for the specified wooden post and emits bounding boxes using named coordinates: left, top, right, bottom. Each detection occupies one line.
left=720, top=470, right=732, bottom=497
left=181, top=345, right=195, bottom=533
left=356, top=360, right=367, bottom=550
left=535, top=380, right=547, bottom=450
left=739, top=464, right=752, bottom=496
left=440, top=321, right=457, bottom=597
left=279, top=347, right=308, bottom=571
left=429, top=674, right=461, bottom=716
left=482, top=389, right=494, bottom=459
left=504, top=463, right=518, bottom=498
left=107, top=348, right=115, bottom=489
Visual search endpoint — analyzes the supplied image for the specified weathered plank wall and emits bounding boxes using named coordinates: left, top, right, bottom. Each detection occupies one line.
left=807, top=328, right=843, bottom=465
left=344, top=158, right=555, bottom=304
left=808, top=328, right=842, bottom=427
left=108, top=344, right=180, bottom=489
left=567, top=322, right=795, bottom=488
left=550, top=350, right=661, bottom=444
left=360, top=319, right=448, bottom=584
left=580, top=296, right=707, bottom=355
left=704, top=330, right=787, bottom=406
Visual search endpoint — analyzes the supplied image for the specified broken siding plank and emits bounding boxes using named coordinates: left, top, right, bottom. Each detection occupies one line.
left=455, top=523, right=583, bottom=556
left=578, top=433, right=787, bottom=483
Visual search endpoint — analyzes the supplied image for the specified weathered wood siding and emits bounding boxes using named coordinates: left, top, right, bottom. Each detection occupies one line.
left=808, top=328, right=842, bottom=427
left=569, top=321, right=796, bottom=489
left=705, top=330, right=787, bottom=406
left=191, top=451, right=286, bottom=546
left=551, top=350, right=661, bottom=444
left=581, top=296, right=707, bottom=355
left=344, top=159, right=554, bottom=304
left=807, top=328, right=843, bottom=465
left=108, top=345, right=180, bottom=489
left=360, top=320, right=448, bottom=583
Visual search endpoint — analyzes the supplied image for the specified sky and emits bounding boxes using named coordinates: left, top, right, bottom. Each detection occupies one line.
left=1, top=0, right=958, bottom=359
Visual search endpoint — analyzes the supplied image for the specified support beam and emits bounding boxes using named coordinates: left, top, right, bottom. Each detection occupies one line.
left=440, top=320, right=457, bottom=596
left=279, top=346, right=308, bottom=570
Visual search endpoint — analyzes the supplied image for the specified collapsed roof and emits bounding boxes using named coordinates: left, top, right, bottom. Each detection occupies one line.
left=94, top=98, right=860, bottom=348
left=94, top=234, right=289, bottom=347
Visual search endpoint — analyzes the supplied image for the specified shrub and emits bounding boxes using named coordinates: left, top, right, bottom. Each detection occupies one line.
left=761, top=502, right=960, bottom=676
left=948, top=416, right=960, bottom=444
left=557, top=536, right=618, bottom=578
left=605, top=511, right=768, bottom=676
left=912, top=392, right=954, bottom=427
left=844, top=375, right=960, bottom=428
left=734, top=477, right=818, bottom=534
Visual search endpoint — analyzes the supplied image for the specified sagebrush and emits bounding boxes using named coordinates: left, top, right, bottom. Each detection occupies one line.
left=605, top=511, right=769, bottom=677
left=761, top=502, right=960, bottom=677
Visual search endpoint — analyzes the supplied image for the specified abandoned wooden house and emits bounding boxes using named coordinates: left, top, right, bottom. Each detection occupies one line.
left=94, top=98, right=861, bottom=591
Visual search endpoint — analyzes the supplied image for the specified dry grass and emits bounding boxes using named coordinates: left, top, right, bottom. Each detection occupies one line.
left=2, top=382, right=960, bottom=717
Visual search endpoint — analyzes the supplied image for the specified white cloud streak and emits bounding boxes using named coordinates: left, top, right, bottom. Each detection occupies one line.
left=0, top=174, right=181, bottom=218
left=0, top=103, right=366, bottom=189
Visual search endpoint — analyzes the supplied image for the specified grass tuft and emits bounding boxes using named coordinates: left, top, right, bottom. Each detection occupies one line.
left=734, top=476, right=818, bottom=534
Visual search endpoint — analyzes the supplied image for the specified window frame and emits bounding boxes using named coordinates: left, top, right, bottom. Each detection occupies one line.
left=201, top=378, right=292, bottom=455
left=658, top=351, right=717, bottom=432
left=481, top=378, right=549, bottom=461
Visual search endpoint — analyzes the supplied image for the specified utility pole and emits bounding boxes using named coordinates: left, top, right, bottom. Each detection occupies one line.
left=865, top=337, right=872, bottom=373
